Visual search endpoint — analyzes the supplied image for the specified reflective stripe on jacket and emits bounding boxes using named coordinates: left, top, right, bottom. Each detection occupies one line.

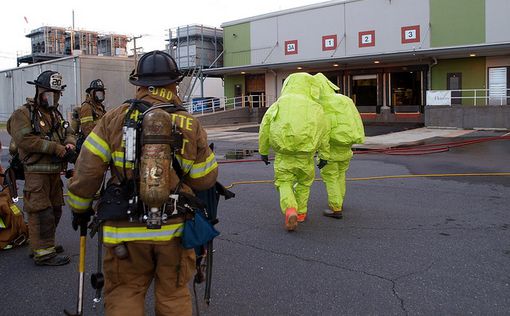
left=102, top=222, right=184, bottom=244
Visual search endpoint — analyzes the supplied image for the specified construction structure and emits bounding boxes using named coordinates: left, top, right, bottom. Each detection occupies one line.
left=98, top=34, right=129, bottom=57
left=17, top=26, right=129, bottom=66
left=167, top=25, right=224, bottom=102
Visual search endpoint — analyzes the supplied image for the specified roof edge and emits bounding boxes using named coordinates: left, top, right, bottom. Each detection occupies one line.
left=221, top=0, right=357, bottom=27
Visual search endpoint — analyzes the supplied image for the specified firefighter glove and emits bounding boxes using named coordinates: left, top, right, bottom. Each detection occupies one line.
left=72, top=209, right=93, bottom=231
left=317, top=159, right=328, bottom=169
left=261, top=154, right=270, bottom=165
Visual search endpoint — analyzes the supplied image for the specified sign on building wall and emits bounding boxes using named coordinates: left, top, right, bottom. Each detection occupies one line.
left=358, top=30, right=375, bottom=47
left=426, top=90, right=451, bottom=105
left=285, top=40, right=298, bottom=55
left=401, top=25, right=420, bottom=44
left=322, top=35, right=337, bottom=51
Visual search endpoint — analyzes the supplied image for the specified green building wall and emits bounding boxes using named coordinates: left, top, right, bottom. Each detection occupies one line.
left=223, top=23, right=251, bottom=67
left=224, top=75, right=245, bottom=100
left=431, top=57, right=487, bottom=105
left=430, top=0, right=485, bottom=47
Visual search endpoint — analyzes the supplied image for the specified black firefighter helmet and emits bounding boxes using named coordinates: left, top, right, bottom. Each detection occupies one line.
left=86, top=79, right=106, bottom=93
left=129, top=50, right=182, bottom=87
left=27, top=70, right=66, bottom=91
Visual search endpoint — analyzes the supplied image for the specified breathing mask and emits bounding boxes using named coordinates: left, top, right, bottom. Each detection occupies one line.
left=94, top=90, right=105, bottom=102
left=39, top=91, right=61, bottom=108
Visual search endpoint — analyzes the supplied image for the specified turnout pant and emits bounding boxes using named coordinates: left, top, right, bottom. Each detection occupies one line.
left=103, top=238, right=196, bottom=316
left=23, top=172, right=64, bottom=259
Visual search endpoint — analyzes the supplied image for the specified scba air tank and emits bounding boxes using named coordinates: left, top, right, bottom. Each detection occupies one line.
left=139, top=109, right=173, bottom=216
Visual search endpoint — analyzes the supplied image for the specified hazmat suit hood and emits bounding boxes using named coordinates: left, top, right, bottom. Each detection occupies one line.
left=313, top=73, right=365, bottom=154
left=259, top=72, right=330, bottom=160
left=281, top=72, right=321, bottom=100
left=314, top=72, right=339, bottom=97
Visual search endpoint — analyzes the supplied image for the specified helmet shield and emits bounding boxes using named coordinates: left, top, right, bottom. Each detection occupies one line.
left=27, top=70, right=66, bottom=91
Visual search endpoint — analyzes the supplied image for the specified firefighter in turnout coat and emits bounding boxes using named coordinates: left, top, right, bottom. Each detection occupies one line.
left=67, top=51, right=218, bottom=315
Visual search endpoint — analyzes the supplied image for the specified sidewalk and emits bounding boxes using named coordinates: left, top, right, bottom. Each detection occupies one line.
left=354, top=127, right=475, bottom=149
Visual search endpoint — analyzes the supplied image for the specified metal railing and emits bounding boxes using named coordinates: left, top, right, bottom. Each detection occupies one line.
left=182, top=94, right=276, bottom=115
left=428, top=89, right=510, bottom=106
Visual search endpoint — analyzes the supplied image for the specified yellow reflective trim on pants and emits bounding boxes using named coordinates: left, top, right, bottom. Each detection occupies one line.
left=34, top=247, right=56, bottom=258
left=0, top=216, right=5, bottom=229
left=67, top=191, right=93, bottom=211
left=83, top=131, right=111, bottom=163
left=10, top=204, right=21, bottom=215
left=24, top=163, right=63, bottom=173
left=103, top=223, right=184, bottom=244
left=80, top=116, right=94, bottom=124
left=189, top=152, right=217, bottom=179
left=112, top=151, right=134, bottom=169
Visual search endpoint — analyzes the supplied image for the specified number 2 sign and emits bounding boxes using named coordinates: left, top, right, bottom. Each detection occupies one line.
left=358, top=31, right=375, bottom=47
left=401, top=25, right=420, bottom=44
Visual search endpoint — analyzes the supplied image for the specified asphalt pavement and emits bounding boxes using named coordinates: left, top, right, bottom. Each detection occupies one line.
left=0, top=125, right=509, bottom=315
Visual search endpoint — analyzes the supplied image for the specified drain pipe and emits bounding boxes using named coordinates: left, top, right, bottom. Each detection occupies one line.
left=427, top=57, right=438, bottom=90
left=269, top=69, right=278, bottom=102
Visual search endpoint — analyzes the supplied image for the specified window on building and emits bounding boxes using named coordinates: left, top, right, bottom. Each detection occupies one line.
left=488, top=67, right=509, bottom=105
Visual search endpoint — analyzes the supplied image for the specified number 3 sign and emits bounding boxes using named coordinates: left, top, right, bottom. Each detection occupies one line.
left=401, top=25, right=420, bottom=44
left=358, top=31, right=375, bottom=47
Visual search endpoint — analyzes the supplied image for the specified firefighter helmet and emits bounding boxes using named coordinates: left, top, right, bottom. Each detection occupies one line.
left=86, top=79, right=106, bottom=93
left=27, top=70, right=66, bottom=91
left=129, top=50, right=182, bottom=87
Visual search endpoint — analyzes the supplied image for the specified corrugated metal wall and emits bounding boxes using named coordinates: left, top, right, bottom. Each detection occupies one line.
left=0, top=56, right=134, bottom=122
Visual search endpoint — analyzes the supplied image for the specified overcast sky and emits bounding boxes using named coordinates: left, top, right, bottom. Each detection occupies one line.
left=0, top=0, right=327, bottom=71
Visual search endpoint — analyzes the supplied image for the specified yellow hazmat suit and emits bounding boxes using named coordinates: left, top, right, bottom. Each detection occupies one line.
left=314, top=73, right=365, bottom=215
left=259, top=73, right=330, bottom=229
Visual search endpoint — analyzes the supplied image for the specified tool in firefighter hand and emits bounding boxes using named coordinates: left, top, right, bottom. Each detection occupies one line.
left=64, top=221, right=88, bottom=316
left=3, top=167, right=19, bottom=203
left=90, top=218, right=104, bottom=309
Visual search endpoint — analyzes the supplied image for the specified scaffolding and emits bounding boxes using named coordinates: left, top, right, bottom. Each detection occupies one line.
left=167, top=24, right=223, bottom=70
left=166, top=25, right=224, bottom=102
left=18, top=26, right=129, bottom=65
left=98, top=34, right=128, bottom=57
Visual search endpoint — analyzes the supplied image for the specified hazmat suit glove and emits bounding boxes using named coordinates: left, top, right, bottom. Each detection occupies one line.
left=317, top=159, right=328, bottom=169
left=261, top=154, right=270, bottom=165
left=72, top=209, right=94, bottom=231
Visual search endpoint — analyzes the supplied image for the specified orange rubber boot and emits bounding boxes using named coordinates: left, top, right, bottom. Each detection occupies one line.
left=285, top=208, right=298, bottom=231
left=297, top=213, right=307, bottom=223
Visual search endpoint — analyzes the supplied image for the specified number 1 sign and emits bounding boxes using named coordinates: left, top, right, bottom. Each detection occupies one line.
left=358, top=31, right=375, bottom=48
left=322, top=35, right=337, bottom=51
left=401, top=25, right=420, bottom=44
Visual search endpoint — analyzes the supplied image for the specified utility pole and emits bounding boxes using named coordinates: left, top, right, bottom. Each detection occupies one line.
left=70, top=10, right=75, bottom=55
left=131, top=35, right=143, bottom=65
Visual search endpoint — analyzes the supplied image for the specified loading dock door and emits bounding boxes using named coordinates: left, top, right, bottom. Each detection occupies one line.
left=352, top=74, right=378, bottom=107
left=246, top=74, right=265, bottom=107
